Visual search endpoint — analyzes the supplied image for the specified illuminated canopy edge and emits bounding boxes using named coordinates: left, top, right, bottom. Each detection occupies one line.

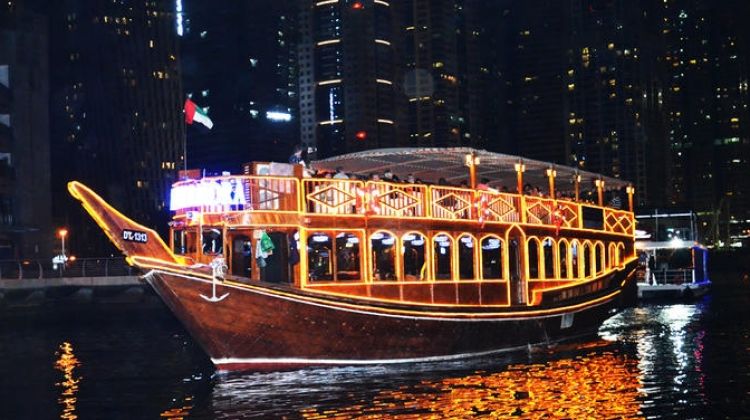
left=312, top=147, right=631, bottom=191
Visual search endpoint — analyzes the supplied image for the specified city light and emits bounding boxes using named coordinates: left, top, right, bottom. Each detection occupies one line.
left=175, top=0, right=184, bottom=36
left=265, top=111, right=292, bottom=122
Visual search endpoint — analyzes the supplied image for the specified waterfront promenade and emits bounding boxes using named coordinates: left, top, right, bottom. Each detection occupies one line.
left=0, top=257, right=143, bottom=307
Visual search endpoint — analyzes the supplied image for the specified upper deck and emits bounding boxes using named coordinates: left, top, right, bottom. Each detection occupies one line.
left=169, top=175, right=634, bottom=237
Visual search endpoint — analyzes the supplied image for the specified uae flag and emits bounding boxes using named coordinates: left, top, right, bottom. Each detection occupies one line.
left=184, top=98, right=214, bottom=129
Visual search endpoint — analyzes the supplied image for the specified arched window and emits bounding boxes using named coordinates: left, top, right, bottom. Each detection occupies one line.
left=527, top=238, right=542, bottom=279
left=582, top=242, right=592, bottom=278
left=570, top=240, right=581, bottom=278
left=402, top=232, right=427, bottom=280
left=433, top=233, right=453, bottom=280
left=335, top=232, right=362, bottom=281
left=616, top=242, right=625, bottom=267
left=308, top=232, right=333, bottom=281
left=542, top=237, right=555, bottom=279
left=595, top=242, right=605, bottom=274
left=608, top=243, right=615, bottom=269
left=558, top=239, right=570, bottom=279
left=458, top=234, right=476, bottom=280
left=371, top=231, right=397, bottom=281
left=481, top=236, right=504, bottom=280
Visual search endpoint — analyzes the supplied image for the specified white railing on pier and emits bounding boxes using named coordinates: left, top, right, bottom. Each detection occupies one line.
left=0, top=258, right=136, bottom=280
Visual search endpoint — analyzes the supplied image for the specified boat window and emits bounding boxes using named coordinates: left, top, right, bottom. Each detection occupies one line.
left=583, top=243, right=593, bottom=278
left=371, top=231, right=397, bottom=281
left=595, top=243, right=605, bottom=274
left=172, top=230, right=192, bottom=255
left=202, top=229, right=223, bottom=256
left=527, top=238, right=541, bottom=279
left=571, top=240, right=581, bottom=278
left=402, top=232, right=426, bottom=281
left=433, top=234, right=453, bottom=280
left=481, top=236, right=504, bottom=280
left=542, top=238, right=554, bottom=279
left=458, top=234, right=476, bottom=280
left=616, top=242, right=625, bottom=267
left=335, top=232, right=361, bottom=281
left=308, top=232, right=333, bottom=281
left=558, top=240, right=569, bottom=279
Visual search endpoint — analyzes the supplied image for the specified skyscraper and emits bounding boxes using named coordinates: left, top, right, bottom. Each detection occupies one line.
left=0, top=2, right=53, bottom=258
left=491, top=1, right=649, bottom=200
left=298, top=0, right=487, bottom=159
left=653, top=0, right=750, bottom=245
left=299, top=0, right=402, bottom=158
left=179, top=0, right=299, bottom=172
left=49, top=0, right=183, bottom=255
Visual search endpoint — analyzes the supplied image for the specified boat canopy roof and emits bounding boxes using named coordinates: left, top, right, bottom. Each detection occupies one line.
left=312, top=147, right=631, bottom=192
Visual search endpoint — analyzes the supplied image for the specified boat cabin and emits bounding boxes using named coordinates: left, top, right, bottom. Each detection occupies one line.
left=167, top=148, right=636, bottom=307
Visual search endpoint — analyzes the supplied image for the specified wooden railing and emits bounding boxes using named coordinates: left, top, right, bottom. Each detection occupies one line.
left=171, top=176, right=634, bottom=235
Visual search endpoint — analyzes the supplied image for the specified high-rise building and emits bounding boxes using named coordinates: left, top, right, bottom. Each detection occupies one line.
left=492, top=1, right=649, bottom=201
left=179, top=0, right=299, bottom=172
left=299, top=0, right=402, bottom=158
left=396, top=0, right=483, bottom=148
left=299, top=0, right=487, bottom=159
left=49, top=0, right=183, bottom=255
left=0, top=3, right=53, bottom=259
left=653, top=0, right=750, bottom=245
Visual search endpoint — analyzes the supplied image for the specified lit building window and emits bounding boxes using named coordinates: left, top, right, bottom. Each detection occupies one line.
left=316, top=39, right=341, bottom=46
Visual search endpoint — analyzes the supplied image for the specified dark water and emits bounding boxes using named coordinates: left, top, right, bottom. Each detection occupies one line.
left=2, top=278, right=750, bottom=419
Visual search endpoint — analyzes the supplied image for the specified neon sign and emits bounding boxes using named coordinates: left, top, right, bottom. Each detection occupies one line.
left=170, top=178, right=247, bottom=211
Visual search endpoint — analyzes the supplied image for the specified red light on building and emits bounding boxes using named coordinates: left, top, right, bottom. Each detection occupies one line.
left=352, top=1, right=363, bottom=10
left=355, top=130, right=367, bottom=140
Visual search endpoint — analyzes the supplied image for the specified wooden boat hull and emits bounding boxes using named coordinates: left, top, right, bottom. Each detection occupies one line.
left=145, top=261, right=637, bottom=372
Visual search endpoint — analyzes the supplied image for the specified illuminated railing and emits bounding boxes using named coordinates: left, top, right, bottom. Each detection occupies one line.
left=430, top=186, right=474, bottom=220
left=477, top=189, right=521, bottom=224
left=369, top=181, right=428, bottom=218
left=302, top=178, right=363, bottom=215
left=524, top=196, right=555, bottom=225
left=603, top=208, right=635, bottom=235
left=170, top=176, right=633, bottom=235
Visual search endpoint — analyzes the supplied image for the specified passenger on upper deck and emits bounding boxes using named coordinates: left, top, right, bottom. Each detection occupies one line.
left=289, top=144, right=307, bottom=167
left=333, top=167, right=349, bottom=179
left=383, top=169, right=399, bottom=182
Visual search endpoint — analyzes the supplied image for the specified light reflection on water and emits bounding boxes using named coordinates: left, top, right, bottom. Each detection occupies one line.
left=201, top=300, right=715, bottom=419
left=54, top=342, right=80, bottom=420
left=8, top=283, right=750, bottom=418
left=295, top=349, right=643, bottom=419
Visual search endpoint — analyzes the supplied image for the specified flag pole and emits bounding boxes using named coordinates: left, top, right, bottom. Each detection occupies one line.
left=183, top=126, right=187, bottom=173
left=182, top=98, right=188, bottom=174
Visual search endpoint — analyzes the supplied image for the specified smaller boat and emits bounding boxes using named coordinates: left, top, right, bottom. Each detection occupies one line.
left=635, top=211, right=711, bottom=300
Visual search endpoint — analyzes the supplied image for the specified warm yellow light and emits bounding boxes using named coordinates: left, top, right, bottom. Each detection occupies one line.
left=626, top=186, right=635, bottom=194
left=514, top=162, right=526, bottom=172
left=546, top=168, right=557, bottom=178
left=58, top=229, right=68, bottom=238
left=464, top=154, right=480, bottom=166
